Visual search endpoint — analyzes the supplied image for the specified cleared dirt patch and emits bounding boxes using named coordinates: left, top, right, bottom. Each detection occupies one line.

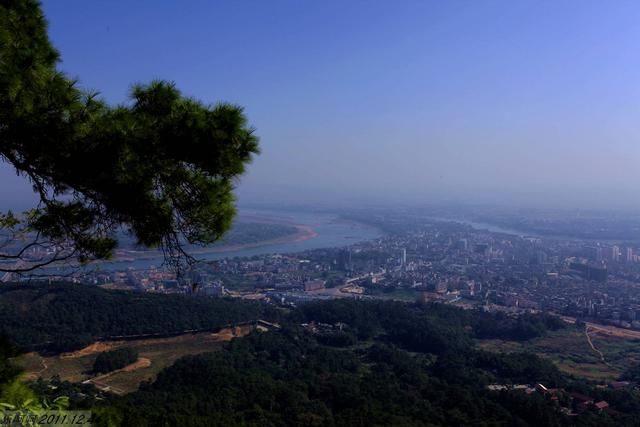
left=61, top=341, right=124, bottom=359
left=17, top=326, right=254, bottom=394
left=121, top=357, right=151, bottom=371
left=585, top=322, right=640, bottom=340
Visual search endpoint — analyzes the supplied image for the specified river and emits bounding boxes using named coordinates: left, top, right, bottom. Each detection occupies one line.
left=57, top=209, right=383, bottom=272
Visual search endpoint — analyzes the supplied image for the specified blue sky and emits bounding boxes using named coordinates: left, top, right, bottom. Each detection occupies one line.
left=3, top=0, right=640, bottom=209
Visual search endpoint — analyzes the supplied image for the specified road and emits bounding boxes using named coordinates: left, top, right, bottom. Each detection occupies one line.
left=559, top=315, right=640, bottom=340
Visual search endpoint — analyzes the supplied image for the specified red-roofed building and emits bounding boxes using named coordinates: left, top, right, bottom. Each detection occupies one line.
left=570, top=392, right=594, bottom=413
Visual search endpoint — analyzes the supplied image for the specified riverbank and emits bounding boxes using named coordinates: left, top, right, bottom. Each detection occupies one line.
left=109, top=221, right=319, bottom=263
left=19, top=210, right=382, bottom=273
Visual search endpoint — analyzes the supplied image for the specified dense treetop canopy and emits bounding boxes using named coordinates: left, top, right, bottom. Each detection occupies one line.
left=0, top=0, right=259, bottom=271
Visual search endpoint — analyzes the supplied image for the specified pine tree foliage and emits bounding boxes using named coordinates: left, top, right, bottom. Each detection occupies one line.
left=0, top=0, right=260, bottom=271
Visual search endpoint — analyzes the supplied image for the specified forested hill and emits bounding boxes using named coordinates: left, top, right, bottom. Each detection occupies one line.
left=0, top=281, right=565, bottom=355
left=101, top=299, right=638, bottom=426
left=3, top=284, right=638, bottom=424
left=0, top=281, right=566, bottom=354
left=0, top=283, right=277, bottom=353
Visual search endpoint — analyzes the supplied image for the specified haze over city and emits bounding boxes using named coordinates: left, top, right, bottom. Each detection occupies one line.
left=2, top=0, right=640, bottom=210
left=8, top=2, right=640, bottom=424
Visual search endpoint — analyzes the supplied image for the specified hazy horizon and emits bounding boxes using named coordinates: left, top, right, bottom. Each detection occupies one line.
left=3, top=0, right=640, bottom=211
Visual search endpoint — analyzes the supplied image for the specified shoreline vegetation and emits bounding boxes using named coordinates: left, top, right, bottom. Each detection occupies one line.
left=19, top=216, right=319, bottom=270
left=108, top=221, right=318, bottom=264
left=0, top=212, right=381, bottom=272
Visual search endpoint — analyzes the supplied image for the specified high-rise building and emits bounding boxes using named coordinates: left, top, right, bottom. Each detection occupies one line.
left=612, top=245, right=620, bottom=262
left=337, top=249, right=352, bottom=271
left=626, top=247, right=633, bottom=262
left=586, top=246, right=603, bottom=261
left=402, top=248, right=407, bottom=266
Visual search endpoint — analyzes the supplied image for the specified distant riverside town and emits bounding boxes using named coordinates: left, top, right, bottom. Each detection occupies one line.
left=8, top=209, right=640, bottom=334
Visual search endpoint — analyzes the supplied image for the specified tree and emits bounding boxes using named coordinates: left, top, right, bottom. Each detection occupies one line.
left=93, top=348, right=139, bottom=374
left=0, top=0, right=260, bottom=273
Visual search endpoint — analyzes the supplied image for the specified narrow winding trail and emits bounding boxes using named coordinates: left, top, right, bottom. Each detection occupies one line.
left=585, top=327, right=606, bottom=363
